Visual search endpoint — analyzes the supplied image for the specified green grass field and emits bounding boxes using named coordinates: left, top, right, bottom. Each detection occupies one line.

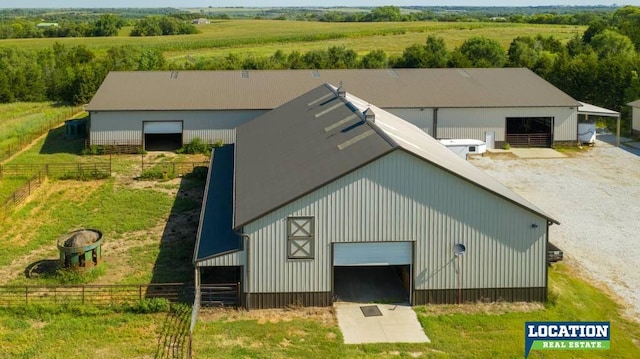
left=0, top=20, right=584, bottom=61
left=0, top=103, right=81, bottom=162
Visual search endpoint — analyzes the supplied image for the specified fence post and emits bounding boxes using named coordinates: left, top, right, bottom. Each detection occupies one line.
left=139, top=285, right=143, bottom=302
left=82, top=286, right=85, bottom=305
left=25, top=287, right=28, bottom=305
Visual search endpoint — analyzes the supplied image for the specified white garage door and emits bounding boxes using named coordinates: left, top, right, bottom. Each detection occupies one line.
left=334, top=242, right=412, bottom=266
left=144, top=121, right=182, bottom=134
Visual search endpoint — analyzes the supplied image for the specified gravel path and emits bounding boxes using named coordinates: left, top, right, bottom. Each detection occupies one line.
left=471, top=140, right=640, bottom=321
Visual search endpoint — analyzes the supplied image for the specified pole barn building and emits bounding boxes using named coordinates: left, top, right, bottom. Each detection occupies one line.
left=86, top=68, right=583, bottom=150
left=193, top=83, right=559, bottom=309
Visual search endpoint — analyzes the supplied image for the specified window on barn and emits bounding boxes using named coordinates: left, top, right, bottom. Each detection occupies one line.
left=287, top=217, right=315, bottom=259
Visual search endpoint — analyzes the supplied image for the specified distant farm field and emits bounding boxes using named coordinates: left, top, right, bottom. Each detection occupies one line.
left=0, top=20, right=585, bottom=61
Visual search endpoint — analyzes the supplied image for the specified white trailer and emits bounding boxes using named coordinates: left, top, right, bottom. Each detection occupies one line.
left=439, top=139, right=487, bottom=159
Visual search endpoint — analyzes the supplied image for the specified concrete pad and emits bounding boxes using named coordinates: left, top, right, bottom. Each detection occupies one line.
left=510, top=148, right=566, bottom=159
left=334, top=302, right=430, bottom=344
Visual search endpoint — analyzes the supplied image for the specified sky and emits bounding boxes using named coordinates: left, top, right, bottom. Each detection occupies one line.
left=1, top=1, right=639, bottom=9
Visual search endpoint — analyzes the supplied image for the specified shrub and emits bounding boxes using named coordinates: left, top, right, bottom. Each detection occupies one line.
left=176, top=138, right=222, bottom=155
left=118, top=298, right=172, bottom=313
left=503, top=142, right=511, bottom=150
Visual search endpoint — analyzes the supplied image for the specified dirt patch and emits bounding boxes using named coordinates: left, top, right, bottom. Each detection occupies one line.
left=198, top=307, right=336, bottom=326
left=471, top=140, right=640, bottom=321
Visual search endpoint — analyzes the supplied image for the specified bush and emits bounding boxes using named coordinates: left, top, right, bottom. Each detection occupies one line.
left=176, top=138, right=222, bottom=155
left=503, top=142, right=511, bottom=150
left=118, top=298, right=172, bottom=313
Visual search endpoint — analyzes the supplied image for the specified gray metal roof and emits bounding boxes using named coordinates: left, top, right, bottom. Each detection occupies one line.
left=87, top=69, right=579, bottom=112
left=194, top=145, right=241, bottom=262
left=578, top=102, right=619, bottom=118
left=234, top=83, right=559, bottom=229
left=628, top=99, right=640, bottom=107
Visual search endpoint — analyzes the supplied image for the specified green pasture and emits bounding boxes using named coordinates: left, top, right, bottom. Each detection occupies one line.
left=0, top=20, right=584, bottom=60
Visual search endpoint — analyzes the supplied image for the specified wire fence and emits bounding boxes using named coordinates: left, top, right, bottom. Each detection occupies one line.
left=0, top=106, right=83, bottom=162
left=0, top=171, right=44, bottom=221
left=0, top=162, right=112, bottom=180
left=0, top=283, right=190, bottom=306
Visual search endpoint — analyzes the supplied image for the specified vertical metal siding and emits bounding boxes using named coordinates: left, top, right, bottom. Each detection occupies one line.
left=437, top=107, right=576, bottom=142
left=89, top=110, right=266, bottom=145
left=244, top=150, right=547, bottom=294
left=633, top=107, right=640, bottom=132
left=196, top=251, right=245, bottom=267
left=386, top=108, right=434, bottom=135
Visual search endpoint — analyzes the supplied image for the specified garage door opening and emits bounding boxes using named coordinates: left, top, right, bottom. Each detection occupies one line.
left=334, top=265, right=410, bottom=303
left=145, top=133, right=182, bottom=151
left=333, top=242, right=412, bottom=304
left=506, top=117, right=553, bottom=147
left=143, top=121, right=183, bottom=151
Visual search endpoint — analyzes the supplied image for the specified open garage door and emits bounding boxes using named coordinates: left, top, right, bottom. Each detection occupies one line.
left=333, top=242, right=412, bottom=303
left=506, top=117, right=553, bottom=148
left=334, top=242, right=412, bottom=266
left=143, top=121, right=183, bottom=151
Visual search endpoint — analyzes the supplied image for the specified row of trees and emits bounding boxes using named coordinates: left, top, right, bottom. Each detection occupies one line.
left=1, top=7, right=639, bottom=131
left=0, top=14, right=197, bottom=39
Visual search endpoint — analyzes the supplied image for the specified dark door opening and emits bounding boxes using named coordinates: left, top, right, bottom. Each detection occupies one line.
left=199, top=266, right=242, bottom=307
left=506, top=117, right=553, bottom=147
left=333, top=265, right=410, bottom=303
left=144, top=133, right=183, bottom=151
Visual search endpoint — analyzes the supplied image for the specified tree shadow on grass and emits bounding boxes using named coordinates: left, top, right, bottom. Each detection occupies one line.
left=39, top=126, right=86, bottom=155
left=148, top=168, right=208, bottom=301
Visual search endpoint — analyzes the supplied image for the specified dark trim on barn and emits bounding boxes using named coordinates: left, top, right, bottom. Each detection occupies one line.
left=244, top=292, right=333, bottom=309
left=414, top=287, right=546, bottom=304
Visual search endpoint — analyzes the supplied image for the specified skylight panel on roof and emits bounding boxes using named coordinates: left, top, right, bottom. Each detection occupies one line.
left=325, top=114, right=358, bottom=132
left=337, top=129, right=376, bottom=150
left=311, top=70, right=321, bottom=78
left=314, top=102, right=343, bottom=118
left=307, top=93, right=334, bottom=107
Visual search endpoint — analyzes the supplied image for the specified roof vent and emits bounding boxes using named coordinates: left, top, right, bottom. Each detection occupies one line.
left=363, top=108, right=375, bottom=122
left=241, top=70, right=249, bottom=79
left=170, top=71, right=179, bottom=79
left=337, top=85, right=346, bottom=98
left=312, top=70, right=320, bottom=78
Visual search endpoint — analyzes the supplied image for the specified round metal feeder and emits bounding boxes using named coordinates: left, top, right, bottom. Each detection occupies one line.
left=57, top=229, right=104, bottom=271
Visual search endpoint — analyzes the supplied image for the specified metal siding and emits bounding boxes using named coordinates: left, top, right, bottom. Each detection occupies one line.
left=437, top=107, right=576, bottom=142
left=196, top=251, right=245, bottom=267
left=244, top=150, right=547, bottom=294
left=633, top=107, right=640, bottom=132
left=90, top=110, right=265, bottom=145
left=386, top=108, right=434, bottom=135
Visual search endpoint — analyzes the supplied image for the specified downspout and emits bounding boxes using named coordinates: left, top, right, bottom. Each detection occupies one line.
left=433, top=108, right=439, bottom=139
left=236, top=232, right=251, bottom=311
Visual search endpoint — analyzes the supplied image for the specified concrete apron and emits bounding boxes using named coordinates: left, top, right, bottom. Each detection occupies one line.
left=510, top=148, right=567, bottom=159
left=334, top=302, right=430, bottom=344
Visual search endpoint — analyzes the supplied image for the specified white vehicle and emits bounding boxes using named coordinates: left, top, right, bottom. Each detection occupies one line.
left=439, top=139, right=487, bottom=159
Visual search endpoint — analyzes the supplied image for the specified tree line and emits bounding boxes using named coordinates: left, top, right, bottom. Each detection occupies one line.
left=0, top=14, right=198, bottom=39
left=1, top=6, right=639, bottom=130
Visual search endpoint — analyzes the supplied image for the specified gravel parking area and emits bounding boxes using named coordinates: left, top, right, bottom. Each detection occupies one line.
left=471, top=140, right=640, bottom=321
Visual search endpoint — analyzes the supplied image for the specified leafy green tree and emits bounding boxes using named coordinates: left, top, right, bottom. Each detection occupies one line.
left=612, top=6, right=640, bottom=50
left=327, top=46, right=357, bottom=69
left=367, top=6, right=402, bottom=22
left=92, top=14, right=123, bottom=37
left=451, top=37, right=507, bottom=68
left=423, top=35, right=449, bottom=68
left=589, top=30, right=635, bottom=60
left=360, top=50, right=388, bottom=69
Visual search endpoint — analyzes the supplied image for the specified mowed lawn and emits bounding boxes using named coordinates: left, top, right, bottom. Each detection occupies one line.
left=0, top=20, right=584, bottom=60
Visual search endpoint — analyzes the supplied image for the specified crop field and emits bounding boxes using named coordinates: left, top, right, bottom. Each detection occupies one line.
left=0, top=20, right=584, bottom=61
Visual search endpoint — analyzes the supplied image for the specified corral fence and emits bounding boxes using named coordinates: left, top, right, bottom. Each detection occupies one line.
left=0, top=162, right=112, bottom=180
left=0, top=283, right=191, bottom=306
left=85, top=140, right=143, bottom=155
left=1, top=106, right=83, bottom=162
left=505, top=133, right=552, bottom=148
left=0, top=171, right=44, bottom=221
left=140, top=161, right=210, bottom=179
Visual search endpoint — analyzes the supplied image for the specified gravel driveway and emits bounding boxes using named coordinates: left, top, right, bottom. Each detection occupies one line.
left=471, top=140, right=640, bottom=321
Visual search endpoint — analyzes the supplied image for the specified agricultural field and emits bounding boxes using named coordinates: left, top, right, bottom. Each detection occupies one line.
left=0, top=20, right=585, bottom=60
left=0, top=102, right=81, bottom=163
